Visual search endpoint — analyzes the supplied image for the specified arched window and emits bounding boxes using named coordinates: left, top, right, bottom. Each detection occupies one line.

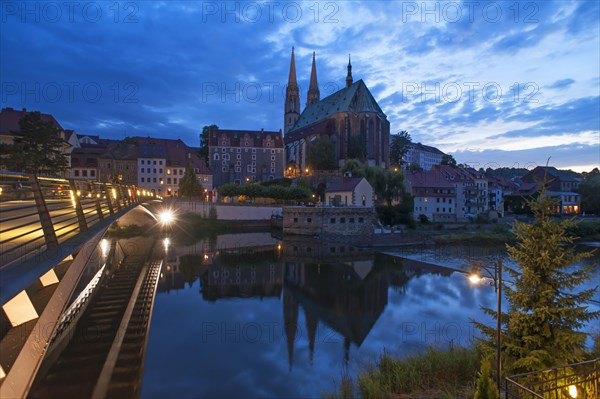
left=214, top=153, right=220, bottom=161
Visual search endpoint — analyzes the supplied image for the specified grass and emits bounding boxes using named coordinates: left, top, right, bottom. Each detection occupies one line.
left=433, top=225, right=516, bottom=245
left=324, top=346, right=481, bottom=399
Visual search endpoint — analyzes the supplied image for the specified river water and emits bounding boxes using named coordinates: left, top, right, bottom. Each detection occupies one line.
left=140, top=233, right=599, bottom=398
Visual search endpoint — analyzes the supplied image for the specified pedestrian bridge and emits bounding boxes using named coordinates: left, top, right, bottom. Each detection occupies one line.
left=0, top=171, right=165, bottom=398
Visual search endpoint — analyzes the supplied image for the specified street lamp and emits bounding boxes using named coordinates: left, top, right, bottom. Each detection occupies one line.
left=468, top=258, right=503, bottom=392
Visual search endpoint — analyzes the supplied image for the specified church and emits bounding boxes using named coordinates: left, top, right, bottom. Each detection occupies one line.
left=284, top=48, right=390, bottom=175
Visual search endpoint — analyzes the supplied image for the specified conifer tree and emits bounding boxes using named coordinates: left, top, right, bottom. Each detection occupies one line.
left=474, top=358, right=499, bottom=399
left=178, top=164, right=203, bottom=199
left=476, top=190, right=598, bottom=375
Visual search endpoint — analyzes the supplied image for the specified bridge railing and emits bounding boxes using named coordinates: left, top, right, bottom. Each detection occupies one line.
left=0, top=171, right=157, bottom=269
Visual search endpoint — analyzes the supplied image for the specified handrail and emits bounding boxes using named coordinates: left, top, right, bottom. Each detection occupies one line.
left=0, top=171, right=158, bottom=268
left=505, top=377, right=544, bottom=398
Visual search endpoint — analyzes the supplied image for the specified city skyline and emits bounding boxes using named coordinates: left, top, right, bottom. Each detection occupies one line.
left=1, top=1, right=598, bottom=172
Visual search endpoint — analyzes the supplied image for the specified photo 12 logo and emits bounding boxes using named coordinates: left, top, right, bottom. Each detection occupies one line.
left=200, top=1, right=339, bottom=23
left=1, top=81, right=139, bottom=104
left=1, top=2, right=139, bottom=23
left=399, top=1, right=539, bottom=24
left=401, top=81, right=539, bottom=104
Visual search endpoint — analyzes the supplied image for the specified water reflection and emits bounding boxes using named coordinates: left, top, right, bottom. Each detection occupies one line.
left=142, top=235, right=599, bottom=398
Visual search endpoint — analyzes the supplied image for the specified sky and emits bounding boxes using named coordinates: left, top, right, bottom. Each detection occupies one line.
left=1, top=0, right=599, bottom=172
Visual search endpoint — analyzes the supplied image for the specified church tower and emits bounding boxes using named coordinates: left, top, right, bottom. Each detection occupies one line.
left=346, top=54, right=353, bottom=88
left=306, top=52, right=320, bottom=107
left=284, top=47, right=301, bottom=134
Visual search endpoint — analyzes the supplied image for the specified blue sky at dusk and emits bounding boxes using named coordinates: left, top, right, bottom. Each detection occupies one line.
left=1, top=0, right=598, bottom=171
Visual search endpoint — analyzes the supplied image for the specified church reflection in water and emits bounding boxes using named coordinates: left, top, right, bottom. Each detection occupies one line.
left=155, top=236, right=452, bottom=370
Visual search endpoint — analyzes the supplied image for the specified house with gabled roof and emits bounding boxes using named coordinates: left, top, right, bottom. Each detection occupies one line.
left=325, top=176, right=374, bottom=207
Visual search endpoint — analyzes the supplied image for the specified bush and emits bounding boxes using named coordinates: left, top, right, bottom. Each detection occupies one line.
left=376, top=205, right=413, bottom=226
left=418, top=214, right=429, bottom=224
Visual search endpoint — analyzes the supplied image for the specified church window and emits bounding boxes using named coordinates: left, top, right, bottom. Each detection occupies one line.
left=214, top=154, right=220, bottom=161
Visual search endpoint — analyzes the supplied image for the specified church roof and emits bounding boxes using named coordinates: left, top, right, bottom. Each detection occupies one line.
left=288, top=79, right=386, bottom=133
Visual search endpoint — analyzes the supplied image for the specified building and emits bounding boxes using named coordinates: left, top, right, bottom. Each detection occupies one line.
left=98, top=140, right=139, bottom=185
left=405, top=169, right=457, bottom=222
left=70, top=139, right=115, bottom=181
left=0, top=107, right=75, bottom=176
left=208, top=128, right=284, bottom=186
left=522, top=166, right=582, bottom=192
left=325, top=176, right=374, bottom=207
left=284, top=49, right=390, bottom=173
left=402, top=142, right=444, bottom=171
left=547, top=191, right=581, bottom=215
left=135, top=137, right=212, bottom=196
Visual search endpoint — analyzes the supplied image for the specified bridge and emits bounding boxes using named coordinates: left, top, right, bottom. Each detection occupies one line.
left=0, top=171, right=165, bottom=398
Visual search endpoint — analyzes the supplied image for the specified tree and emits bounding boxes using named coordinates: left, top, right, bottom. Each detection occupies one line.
left=178, top=164, right=203, bottom=198
left=578, top=168, right=600, bottom=215
left=348, top=133, right=367, bottom=160
left=475, top=190, right=599, bottom=375
left=0, top=112, right=69, bottom=175
left=474, top=358, right=499, bottom=399
left=441, top=154, right=457, bottom=167
left=199, top=124, right=218, bottom=165
left=307, top=136, right=336, bottom=170
left=341, top=159, right=367, bottom=178
left=389, top=130, right=412, bottom=167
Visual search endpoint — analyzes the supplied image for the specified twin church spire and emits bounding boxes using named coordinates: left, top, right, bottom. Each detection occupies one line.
left=284, top=47, right=353, bottom=134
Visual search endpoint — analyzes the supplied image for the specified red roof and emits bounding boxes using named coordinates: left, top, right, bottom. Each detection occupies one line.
left=0, top=107, right=63, bottom=135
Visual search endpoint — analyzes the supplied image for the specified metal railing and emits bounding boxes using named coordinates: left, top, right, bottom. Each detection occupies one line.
left=506, top=358, right=599, bottom=399
left=0, top=171, right=156, bottom=269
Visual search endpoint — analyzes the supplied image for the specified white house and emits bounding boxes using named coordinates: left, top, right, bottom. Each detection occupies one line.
left=325, top=177, right=374, bottom=207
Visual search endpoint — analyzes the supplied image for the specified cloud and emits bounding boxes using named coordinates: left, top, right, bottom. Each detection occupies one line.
left=0, top=0, right=598, bottom=169
left=548, top=78, right=576, bottom=90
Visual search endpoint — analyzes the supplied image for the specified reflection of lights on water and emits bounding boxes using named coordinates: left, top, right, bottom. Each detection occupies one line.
left=111, top=189, right=117, bottom=200
left=204, top=254, right=209, bottom=260
left=277, top=244, right=282, bottom=251
left=100, top=239, right=110, bottom=257
left=569, top=385, right=578, bottom=398
left=160, top=273, right=164, bottom=279
left=163, top=238, right=170, bottom=249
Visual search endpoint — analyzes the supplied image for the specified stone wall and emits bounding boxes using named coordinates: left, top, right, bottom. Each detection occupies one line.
left=283, top=206, right=374, bottom=238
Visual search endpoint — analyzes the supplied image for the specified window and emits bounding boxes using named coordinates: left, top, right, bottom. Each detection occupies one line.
left=90, top=170, right=95, bottom=177
left=153, top=160, right=157, bottom=165
left=214, top=154, right=220, bottom=161
left=340, top=217, right=345, bottom=223
left=159, top=169, right=163, bottom=173
left=153, top=178, right=157, bottom=183
left=307, top=218, right=312, bottom=223
left=141, top=168, right=145, bottom=173
left=153, top=168, right=157, bottom=173
left=235, top=166, right=241, bottom=172
left=270, top=168, right=275, bottom=174
left=330, top=218, right=336, bottom=223
left=82, top=170, right=88, bottom=177
left=252, top=155, right=256, bottom=160
left=141, top=160, right=145, bottom=165
left=330, top=247, right=335, bottom=253
left=271, top=156, right=275, bottom=161
left=252, top=148, right=256, bottom=153
left=141, top=177, right=144, bottom=182
left=349, top=218, right=355, bottom=223
left=167, top=178, right=171, bottom=184
left=222, top=147, right=226, bottom=153
left=237, top=154, right=241, bottom=160
left=159, top=161, right=163, bottom=165
left=271, top=149, right=275, bottom=154
left=293, top=217, right=298, bottom=223
left=358, top=217, right=364, bottom=223
left=74, top=170, right=80, bottom=176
